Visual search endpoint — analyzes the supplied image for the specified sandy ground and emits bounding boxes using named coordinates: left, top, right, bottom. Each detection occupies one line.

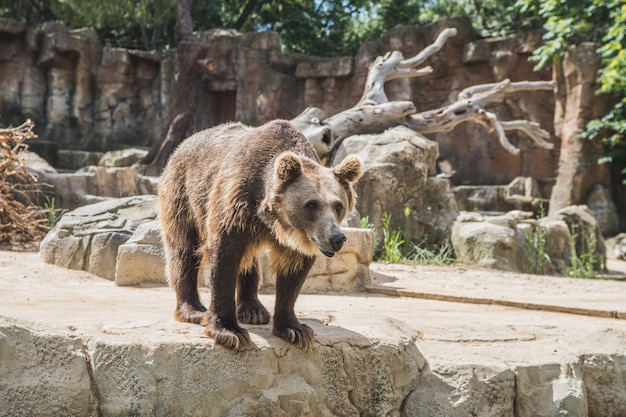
left=1, top=250, right=626, bottom=369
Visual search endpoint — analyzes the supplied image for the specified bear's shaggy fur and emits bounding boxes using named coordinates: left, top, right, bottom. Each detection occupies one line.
left=159, top=120, right=362, bottom=350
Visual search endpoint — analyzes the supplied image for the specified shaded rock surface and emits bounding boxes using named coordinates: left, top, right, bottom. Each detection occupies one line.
left=40, top=195, right=159, bottom=280
left=452, top=176, right=549, bottom=215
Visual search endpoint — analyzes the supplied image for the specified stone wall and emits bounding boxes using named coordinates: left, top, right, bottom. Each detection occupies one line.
left=0, top=20, right=169, bottom=152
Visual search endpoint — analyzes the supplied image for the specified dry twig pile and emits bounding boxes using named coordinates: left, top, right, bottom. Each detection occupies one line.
left=0, top=120, right=47, bottom=250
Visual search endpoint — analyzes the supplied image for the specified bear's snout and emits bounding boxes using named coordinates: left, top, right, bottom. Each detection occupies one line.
left=330, top=232, right=347, bottom=252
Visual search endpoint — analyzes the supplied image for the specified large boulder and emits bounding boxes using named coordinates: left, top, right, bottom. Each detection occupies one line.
left=41, top=197, right=375, bottom=291
left=115, top=219, right=166, bottom=286
left=98, top=148, right=149, bottom=168
left=450, top=205, right=606, bottom=275
left=40, top=195, right=159, bottom=280
left=332, top=126, right=459, bottom=245
left=451, top=211, right=526, bottom=272
left=555, top=205, right=606, bottom=272
left=403, top=367, right=516, bottom=417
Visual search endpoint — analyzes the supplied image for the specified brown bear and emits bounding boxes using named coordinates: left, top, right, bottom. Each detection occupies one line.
left=159, top=120, right=362, bottom=350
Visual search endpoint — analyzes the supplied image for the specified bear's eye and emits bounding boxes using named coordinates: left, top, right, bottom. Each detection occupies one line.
left=334, top=202, right=344, bottom=216
left=304, top=200, right=319, bottom=211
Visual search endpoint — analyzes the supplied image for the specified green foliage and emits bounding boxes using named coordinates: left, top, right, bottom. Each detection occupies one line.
left=565, top=224, right=603, bottom=279
left=404, top=239, right=456, bottom=266
left=518, top=0, right=610, bottom=69
left=0, top=0, right=543, bottom=56
left=520, top=0, right=626, bottom=183
left=370, top=211, right=456, bottom=265
left=380, top=212, right=405, bottom=263
left=523, top=205, right=550, bottom=275
left=43, top=196, right=63, bottom=228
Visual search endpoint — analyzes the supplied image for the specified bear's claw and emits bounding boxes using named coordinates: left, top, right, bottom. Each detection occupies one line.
left=174, top=302, right=208, bottom=324
left=273, top=322, right=315, bottom=348
left=205, top=324, right=250, bottom=351
left=237, top=300, right=271, bottom=325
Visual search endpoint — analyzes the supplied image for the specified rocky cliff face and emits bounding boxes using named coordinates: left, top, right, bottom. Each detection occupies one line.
left=0, top=20, right=168, bottom=152
left=1, top=17, right=556, bottom=181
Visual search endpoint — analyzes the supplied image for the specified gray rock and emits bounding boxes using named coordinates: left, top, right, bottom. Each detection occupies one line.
left=555, top=205, right=606, bottom=272
left=332, top=126, right=458, bottom=245
left=99, top=148, right=149, bottom=168
left=451, top=216, right=525, bottom=271
left=0, top=323, right=95, bottom=416
left=41, top=197, right=374, bottom=290
left=38, top=166, right=157, bottom=210
left=451, top=205, right=608, bottom=275
left=115, top=220, right=166, bottom=286
left=22, top=150, right=57, bottom=174
left=403, top=366, right=516, bottom=417
left=605, top=233, right=626, bottom=260
left=0, top=316, right=420, bottom=417
left=580, top=354, right=626, bottom=416
left=453, top=176, right=547, bottom=215
left=538, top=217, right=573, bottom=275
left=585, top=184, right=620, bottom=237
left=515, top=364, right=587, bottom=417
left=40, top=195, right=158, bottom=279
left=57, top=150, right=104, bottom=170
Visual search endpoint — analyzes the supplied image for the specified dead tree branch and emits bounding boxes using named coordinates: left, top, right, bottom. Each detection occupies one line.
left=293, top=27, right=555, bottom=161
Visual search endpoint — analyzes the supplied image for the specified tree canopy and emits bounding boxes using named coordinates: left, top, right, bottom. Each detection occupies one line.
left=519, top=0, right=626, bottom=183
left=1, top=0, right=536, bottom=54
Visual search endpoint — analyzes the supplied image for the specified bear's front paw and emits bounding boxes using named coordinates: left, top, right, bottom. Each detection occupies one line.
left=237, top=300, right=270, bottom=325
left=205, top=323, right=250, bottom=351
left=273, top=322, right=314, bottom=348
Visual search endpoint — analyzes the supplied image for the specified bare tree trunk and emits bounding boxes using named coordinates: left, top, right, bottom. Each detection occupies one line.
left=142, top=0, right=202, bottom=174
left=177, top=0, right=194, bottom=41
left=234, top=0, right=261, bottom=31
left=548, top=44, right=612, bottom=215
left=142, top=42, right=208, bottom=175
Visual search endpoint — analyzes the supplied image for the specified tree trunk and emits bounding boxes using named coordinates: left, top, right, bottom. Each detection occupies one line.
left=548, top=43, right=612, bottom=216
left=176, top=0, right=194, bottom=42
left=141, top=42, right=208, bottom=175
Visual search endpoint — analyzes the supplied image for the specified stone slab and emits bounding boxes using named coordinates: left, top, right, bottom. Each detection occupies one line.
left=2, top=251, right=626, bottom=416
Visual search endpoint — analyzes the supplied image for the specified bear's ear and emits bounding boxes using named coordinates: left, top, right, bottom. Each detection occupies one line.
left=334, top=155, right=363, bottom=183
left=275, top=151, right=302, bottom=184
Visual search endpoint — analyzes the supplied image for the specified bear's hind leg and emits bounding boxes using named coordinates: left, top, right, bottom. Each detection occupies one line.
left=164, top=228, right=207, bottom=324
left=272, top=253, right=316, bottom=348
left=236, top=262, right=270, bottom=325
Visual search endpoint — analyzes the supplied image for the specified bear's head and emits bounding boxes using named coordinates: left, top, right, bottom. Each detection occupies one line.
left=265, top=152, right=363, bottom=257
